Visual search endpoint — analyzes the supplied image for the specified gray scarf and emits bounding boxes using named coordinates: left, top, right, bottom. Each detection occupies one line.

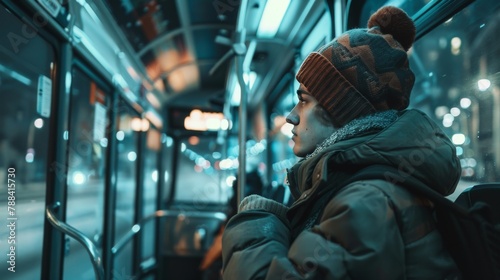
left=305, top=110, right=399, bottom=160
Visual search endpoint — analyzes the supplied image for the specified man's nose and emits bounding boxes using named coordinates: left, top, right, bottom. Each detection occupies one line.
left=286, top=111, right=298, bottom=125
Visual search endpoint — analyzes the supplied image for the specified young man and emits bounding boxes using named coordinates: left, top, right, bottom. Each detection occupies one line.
left=221, top=6, right=461, bottom=279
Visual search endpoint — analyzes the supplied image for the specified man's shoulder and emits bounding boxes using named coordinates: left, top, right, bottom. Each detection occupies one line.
left=328, top=178, right=422, bottom=209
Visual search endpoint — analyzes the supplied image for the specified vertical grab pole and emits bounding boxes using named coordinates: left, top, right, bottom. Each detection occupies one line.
left=236, top=48, right=247, bottom=206
left=235, top=0, right=249, bottom=206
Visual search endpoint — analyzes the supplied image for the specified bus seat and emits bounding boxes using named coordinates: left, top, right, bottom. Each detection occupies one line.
left=158, top=210, right=226, bottom=280
left=454, top=183, right=500, bottom=223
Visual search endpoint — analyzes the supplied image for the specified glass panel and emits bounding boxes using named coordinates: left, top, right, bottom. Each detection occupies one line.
left=112, top=99, right=140, bottom=278
left=409, top=0, right=500, bottom=199
left=0, top=4, right=55, bottom=279
left=224, top=136, right=267, bottom=215
left=174, top=136, right=231, bottom=205
left=63, top=67, right=109, bottom=279
left=141, top=126, right=160, bottom=261
left=161, top=134, right=174, bottom=205
left=268, top=81, right=297, bottom=206
left=270, top=90, right=297, bottom=186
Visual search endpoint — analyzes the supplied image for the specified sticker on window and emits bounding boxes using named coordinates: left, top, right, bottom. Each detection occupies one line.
left=37, top=75, right=52, bottom=118
left=93, top=102, right=107, bottom=142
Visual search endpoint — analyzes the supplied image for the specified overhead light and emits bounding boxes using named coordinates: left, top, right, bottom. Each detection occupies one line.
left=146, top=92, right=161, bottom=108
left=257, top=0, right=291, bottom=38
left=183, top=109, right=229, bottom=131
left=145, top=110, right=162, bottom=129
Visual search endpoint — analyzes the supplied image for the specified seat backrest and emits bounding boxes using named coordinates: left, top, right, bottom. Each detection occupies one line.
left=454, top=183, right=500, bottom=224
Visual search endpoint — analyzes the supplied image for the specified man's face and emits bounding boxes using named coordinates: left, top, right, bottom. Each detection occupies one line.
left=286, top=84, right=336, bottom=157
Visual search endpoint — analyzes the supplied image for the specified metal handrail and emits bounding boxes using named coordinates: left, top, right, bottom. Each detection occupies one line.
left=46, top=203, right=105, bottom=280
left=112, top=209, right=227, bottom=255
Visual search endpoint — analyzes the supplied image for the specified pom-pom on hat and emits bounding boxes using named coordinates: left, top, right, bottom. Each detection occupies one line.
left=296, top=6, right=416, bottom=127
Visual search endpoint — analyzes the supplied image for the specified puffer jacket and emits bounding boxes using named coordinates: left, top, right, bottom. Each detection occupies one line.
left=222, top=109, right=462, bottom=279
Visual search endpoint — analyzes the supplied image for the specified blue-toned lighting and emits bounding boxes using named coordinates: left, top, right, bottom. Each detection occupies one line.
left=257, top=0, right=291, bottom=38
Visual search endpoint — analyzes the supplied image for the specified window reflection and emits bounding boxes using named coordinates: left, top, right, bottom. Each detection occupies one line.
left=64, top=67, right=109, bottom=279
left=0, top=4, right=54, bottom=278
left=141, top=126, right=160, bottom=261
left=269, top=86, right=298, bottom=188
left=113, top=99, right=140, bottom=277
left=162, top=133, right=174, bottom=204
left=409, top=0, right=500, bottom=184
left=174, top=135, right=231, bottom=205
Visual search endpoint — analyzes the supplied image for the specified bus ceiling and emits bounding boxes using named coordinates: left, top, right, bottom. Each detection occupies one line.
left=80, top=0, right=331, bottom=113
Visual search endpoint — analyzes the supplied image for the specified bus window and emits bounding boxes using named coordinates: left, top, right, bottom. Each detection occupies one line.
left=269, top=84, right=297, bottom=189
left=173, top=135, right=231, bottom=207
left=161, top=134, right=174, bottom=204
left=64, top=66, right=110, bottom=279
left=0, top=4, right=55, bottom=279
left=113, top=98, right=140, bottom=277
left=357, top=0, right=429, bottom=26
left=141, top=126, right=161, bottom=264
left=409, top=0, right=500, bottom=196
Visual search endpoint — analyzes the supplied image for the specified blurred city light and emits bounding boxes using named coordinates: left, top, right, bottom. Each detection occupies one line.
left=443, top=113, right=454, bottom=127
left=435, top=106, right=449, bottom=118
left=452, top=133, right=466, bottom=145
left=72, top=171, right=86, bottom=185
left=116, top=131, right=125, bottom=141
left=100, top=138, right=108, bottom=147
left=281, top=123, right=294, bottom=138
left=127, top=151, right=137, bottom=161
left=25, top=148, right=35, bottom=163
left=477, top=78, right=491, bottom=91
left=152, top=170, right=158, bottom=182
left=460, top=98, right=471, bottom=109
left=450, top=107, right=461, bottom=117
left=451, top=37, right=461, bottom=55
left=34, top=118, right=44, bottom=128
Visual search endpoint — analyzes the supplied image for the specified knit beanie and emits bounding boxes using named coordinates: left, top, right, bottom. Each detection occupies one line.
left=296, top=6, right=416, bottom=127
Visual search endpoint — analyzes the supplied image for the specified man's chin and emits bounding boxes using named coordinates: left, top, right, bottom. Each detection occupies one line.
left=293, top=148, right=307, bottom=158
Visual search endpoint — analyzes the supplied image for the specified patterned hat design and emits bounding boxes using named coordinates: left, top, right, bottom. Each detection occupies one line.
left=296, top=6, right=416, bottom=127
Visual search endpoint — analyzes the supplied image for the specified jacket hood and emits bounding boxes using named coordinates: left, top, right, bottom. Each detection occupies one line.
left=288, top=109, right=461, bottom=197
